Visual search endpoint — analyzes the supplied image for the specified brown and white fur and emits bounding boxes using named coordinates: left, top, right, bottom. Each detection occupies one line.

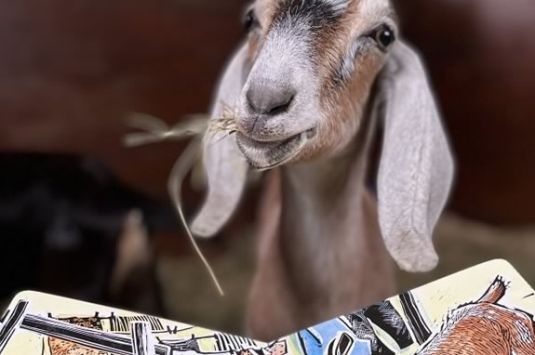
left=191, top=0, right=454, bottom=341
left=418, top=277, right=535, bottom=354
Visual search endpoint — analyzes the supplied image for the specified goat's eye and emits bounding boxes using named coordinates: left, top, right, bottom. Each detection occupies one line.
left=243, top=8, right=259, bottom=32
left=372, top=25, right=396, bottom=50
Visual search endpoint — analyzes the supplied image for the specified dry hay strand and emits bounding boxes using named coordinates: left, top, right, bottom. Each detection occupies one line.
left=207, top=103, right=239, bottom=137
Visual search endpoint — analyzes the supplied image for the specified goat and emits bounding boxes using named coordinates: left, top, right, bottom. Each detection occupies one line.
left=190, top=0, right=454, bottom=340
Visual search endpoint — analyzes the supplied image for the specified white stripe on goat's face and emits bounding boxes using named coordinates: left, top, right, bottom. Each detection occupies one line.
left=235, top=0, right=397, bottom=169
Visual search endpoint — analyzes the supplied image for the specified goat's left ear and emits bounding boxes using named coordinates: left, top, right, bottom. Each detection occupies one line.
left=376, top=40, right=455, bottom=272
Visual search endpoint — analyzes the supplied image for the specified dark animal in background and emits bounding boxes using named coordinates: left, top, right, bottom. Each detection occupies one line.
left=0, top=153, right=171, bottom=314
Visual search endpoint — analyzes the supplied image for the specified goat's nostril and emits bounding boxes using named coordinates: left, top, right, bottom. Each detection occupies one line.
left=267, top=94, right=294, bottom=115
left=246, top=85, right=295, bottom=116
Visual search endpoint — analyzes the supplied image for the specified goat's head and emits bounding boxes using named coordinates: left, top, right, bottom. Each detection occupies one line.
left=236, top=0, right=397, bottom=167
left=192, top=0, right=455, bottom=273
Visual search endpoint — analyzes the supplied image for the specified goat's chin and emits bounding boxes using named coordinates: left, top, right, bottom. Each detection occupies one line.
left=236, top=130, right=315, bottom=170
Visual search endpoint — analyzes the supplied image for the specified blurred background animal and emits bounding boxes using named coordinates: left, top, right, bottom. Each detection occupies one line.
left=0, top=153, right=167, bottom=314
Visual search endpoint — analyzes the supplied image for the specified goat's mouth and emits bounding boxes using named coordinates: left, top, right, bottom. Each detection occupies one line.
left=236, top=128, right=316, bottom=170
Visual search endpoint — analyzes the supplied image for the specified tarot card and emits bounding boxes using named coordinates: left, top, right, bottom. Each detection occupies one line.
left=1, top=259, right=533, bottom=354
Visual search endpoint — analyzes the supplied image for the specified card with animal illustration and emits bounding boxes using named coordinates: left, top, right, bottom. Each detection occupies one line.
left=0, top=259, right=533, bottom=354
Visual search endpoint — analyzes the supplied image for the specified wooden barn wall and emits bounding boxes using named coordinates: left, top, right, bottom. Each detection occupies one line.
left=0, top=0, right=534, bottom=225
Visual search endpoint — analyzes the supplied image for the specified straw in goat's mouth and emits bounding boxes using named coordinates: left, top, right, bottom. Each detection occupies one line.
left=207, top=105, right=239, bottom=137
left=125, top=104, right=310, bottom=297
left=123, top=109, right=239, bottom=297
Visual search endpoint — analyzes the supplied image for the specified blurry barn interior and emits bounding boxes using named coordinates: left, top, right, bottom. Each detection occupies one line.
left=1, top=0, right=534, bottom=334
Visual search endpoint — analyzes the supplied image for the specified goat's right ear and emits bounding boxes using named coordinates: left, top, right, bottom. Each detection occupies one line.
left=191, top=45, right=250, bottom=238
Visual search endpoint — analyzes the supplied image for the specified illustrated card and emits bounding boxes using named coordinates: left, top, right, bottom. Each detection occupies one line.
left=1, top=259, right=534, bottom=354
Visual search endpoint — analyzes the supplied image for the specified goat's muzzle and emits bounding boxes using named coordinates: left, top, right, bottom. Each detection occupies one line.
left=236, top=127, right=316, bottom=170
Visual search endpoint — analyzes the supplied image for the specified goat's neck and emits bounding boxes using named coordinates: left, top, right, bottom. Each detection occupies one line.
left=248, top=121, right=395, bottom=340
left=279, top=142, right=385, bottom=295
left=276, top=144, right=393, bottom=323
left=282, top=144, right=365, bottom=221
